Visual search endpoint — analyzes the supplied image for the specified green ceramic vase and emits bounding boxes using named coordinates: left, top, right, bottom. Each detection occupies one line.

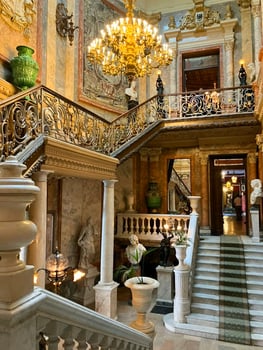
left=146, top=182, right=162, bottom=213
left=10, top=45, right=39, bottom=90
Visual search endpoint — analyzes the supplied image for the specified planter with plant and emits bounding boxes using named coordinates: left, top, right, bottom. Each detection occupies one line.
left=172, top=229, right=190, bottom=268
left=114, top=237, right=159, bottom=335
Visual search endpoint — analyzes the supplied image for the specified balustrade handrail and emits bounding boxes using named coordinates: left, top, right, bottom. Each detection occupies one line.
left=24, top=287, right=152, bottom=349
left=0, top=84, right=255, bottom=161
left=116, top=212, right=191, bottom=242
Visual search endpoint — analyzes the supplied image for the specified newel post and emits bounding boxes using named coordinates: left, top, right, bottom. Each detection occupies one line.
left=0, top=156, right=40, bottom=302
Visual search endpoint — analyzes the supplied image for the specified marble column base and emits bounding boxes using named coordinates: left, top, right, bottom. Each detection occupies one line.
left=156, top=265, right=174, bottom=305
left=94, top=281, right=119, bottom=319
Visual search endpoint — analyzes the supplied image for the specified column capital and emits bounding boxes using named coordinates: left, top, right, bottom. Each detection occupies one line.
left=247, top=152, right=258, bottom=164
left=102, top=179, right=118, bottom=188
left=32, top=170, right=52, bottom=182
left=224, top=40, right=234, bottom=52
left=237, top=0, right=251, bottom=9
left=139, top=148, right=150, bottom=161
left=256, top=134, right=263, bottom=151
left=200, top=153, right=209, bottom=166
left=251, top=3, right=261, bottom=17
left=148, top=148, right=162, bottom=162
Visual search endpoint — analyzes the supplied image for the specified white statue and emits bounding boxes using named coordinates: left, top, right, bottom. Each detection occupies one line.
left=250, top=179, right=262, bottom=205
left=126, top=234, right=146, bottom=265
left=125, top=80, right=138, bottom=110
left=78, top=217, right=96, bottom=269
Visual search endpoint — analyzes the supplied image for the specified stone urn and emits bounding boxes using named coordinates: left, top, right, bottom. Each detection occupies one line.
left=10, top=45, right=39, bottom=90
left=174, top=244, right=187, bottom=268
left=124, top=276, right=159, bottom=336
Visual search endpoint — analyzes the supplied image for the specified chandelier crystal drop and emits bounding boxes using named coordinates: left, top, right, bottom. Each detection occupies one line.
left=87, top=0, right=173, bottom=80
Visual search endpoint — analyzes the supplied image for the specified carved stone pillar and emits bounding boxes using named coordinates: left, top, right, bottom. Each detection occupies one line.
left=200, top=154, right=210, bottom=233
left=238, top=0, right=253, bottom=65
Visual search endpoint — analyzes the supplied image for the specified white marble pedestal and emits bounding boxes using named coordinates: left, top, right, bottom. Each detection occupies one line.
left=156, top=265, right=174, bottom=305
left=73, top=265, right=99, bottom=306
left=250, top=206, right=263, bottom=242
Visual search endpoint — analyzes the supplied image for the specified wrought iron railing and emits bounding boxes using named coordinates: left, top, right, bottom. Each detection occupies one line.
left=0, top=85, right=255, bottom=160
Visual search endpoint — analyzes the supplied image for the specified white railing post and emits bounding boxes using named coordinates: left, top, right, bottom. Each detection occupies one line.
left=0, top=156, right=40, bottom=349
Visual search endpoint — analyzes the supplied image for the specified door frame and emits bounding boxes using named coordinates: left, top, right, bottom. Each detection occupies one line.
left=209, top=154, right=248, bottom=236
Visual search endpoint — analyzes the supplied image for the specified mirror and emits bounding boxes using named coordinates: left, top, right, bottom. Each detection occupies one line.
left=167, top=159, right=191, bottom=213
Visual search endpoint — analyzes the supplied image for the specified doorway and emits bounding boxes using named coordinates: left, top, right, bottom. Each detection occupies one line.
left=210, top=155, right=247, bottom=236
left=182, top=50, right=220, bottom=91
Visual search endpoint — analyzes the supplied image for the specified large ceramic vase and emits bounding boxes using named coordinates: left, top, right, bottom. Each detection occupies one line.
left=124, top=276, right=159, bottom=336
left=145, top=182, right=161, bottom=213
left=10, top=46, right=39, bottom=90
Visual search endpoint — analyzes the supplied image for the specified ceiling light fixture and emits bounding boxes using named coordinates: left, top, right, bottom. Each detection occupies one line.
left=87, top=0, right=173, bottom=80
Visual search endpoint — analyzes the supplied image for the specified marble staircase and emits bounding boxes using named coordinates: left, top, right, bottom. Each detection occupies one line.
left=185, top=236, right=263, bottom=346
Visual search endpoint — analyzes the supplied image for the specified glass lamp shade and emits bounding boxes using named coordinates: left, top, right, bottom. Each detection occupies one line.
left=46, top=250, right=69, bottom=279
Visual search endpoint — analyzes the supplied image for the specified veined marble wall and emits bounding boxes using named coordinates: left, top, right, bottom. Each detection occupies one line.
left=47, top=177, right=102, bottom=269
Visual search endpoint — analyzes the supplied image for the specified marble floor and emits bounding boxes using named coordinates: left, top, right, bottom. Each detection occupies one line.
left=117, top=286, right=263, bottom=350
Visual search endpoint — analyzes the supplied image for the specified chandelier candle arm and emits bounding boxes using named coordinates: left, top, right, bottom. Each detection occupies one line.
left=87, top=0, right=173, bottom=79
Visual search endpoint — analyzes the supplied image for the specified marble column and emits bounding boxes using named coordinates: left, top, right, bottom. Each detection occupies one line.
left=139, top=148, right=149, bottom=213
left=238, top=1, right=253, bottom=65
left=94, top=179, right=118, bottom=319
left=27, top=171, right=50, bottom=288
left=200, top=154, right=210, bottom=234
left=148, top=148, right=162, bottom=181
left=224, top=40, right=235, bottom=88
left=170, top=48, right=177, bottom=94
left=251, top=0, right=262, bottom=75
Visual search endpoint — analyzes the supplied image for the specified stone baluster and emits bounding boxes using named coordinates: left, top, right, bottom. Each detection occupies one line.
left=61, top=326, right=76, bottom=350
left=44, top=320, right=61, bottom=350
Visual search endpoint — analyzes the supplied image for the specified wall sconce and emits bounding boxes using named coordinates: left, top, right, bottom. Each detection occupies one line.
left=35, top=249, right=85, bottom=294
left=56, top=3, right=79, bottom=46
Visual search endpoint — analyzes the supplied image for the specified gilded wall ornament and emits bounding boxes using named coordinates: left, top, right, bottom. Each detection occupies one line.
left=0, top=0, right=36, bottom=36
left=179, top=3, right=220, bottom=31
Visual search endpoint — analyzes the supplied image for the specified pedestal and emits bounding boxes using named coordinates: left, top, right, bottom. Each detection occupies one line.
left=94, top=281, right=119, bottom=319
left=156, top=265, right=174, bottom=305
left=250, top=206, right=263, bottom=242
left=73, top=266, right=99, bottom=306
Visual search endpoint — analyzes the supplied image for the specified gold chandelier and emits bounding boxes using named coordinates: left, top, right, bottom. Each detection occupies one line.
left=87, top=0, right=173, bottom=80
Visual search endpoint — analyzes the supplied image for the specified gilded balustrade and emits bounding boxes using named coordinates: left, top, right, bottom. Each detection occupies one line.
left=0, top=85, right=255, bottom=161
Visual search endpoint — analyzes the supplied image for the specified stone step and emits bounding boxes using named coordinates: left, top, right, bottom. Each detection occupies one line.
left=187, top=312, right=252, bottom=331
